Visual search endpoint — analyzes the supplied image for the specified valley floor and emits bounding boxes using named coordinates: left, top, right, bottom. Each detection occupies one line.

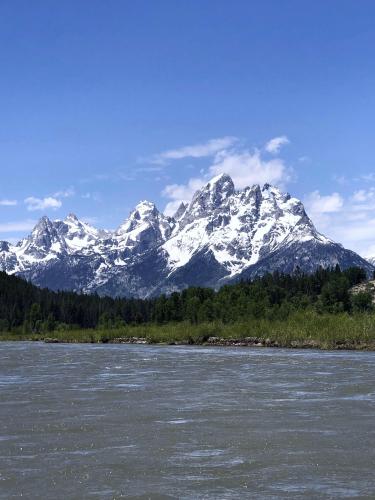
left=2, top=312, right=375, bottom=350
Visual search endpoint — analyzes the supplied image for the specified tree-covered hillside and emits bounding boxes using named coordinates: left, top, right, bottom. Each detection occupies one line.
left=0, top=266, right=373, bottom=334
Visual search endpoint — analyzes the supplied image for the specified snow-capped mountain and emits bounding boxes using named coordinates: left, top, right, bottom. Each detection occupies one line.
left=0, top=174, right=373, bottom=297
left=115, top=201, right=174, bottom=254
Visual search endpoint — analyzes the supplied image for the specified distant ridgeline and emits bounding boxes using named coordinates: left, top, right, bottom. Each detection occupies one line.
left=0, top=266, right=373, bottom=333
left=0, top=176, right=373, bottom=299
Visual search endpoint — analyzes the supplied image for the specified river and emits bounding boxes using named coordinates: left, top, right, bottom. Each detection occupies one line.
left=0, top=342, right=374, bottom=499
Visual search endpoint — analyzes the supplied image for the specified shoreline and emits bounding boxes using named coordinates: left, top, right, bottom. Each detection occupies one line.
left=3, top=335, right=374, bottom=351
left=109, top=336, right=375, bottom=350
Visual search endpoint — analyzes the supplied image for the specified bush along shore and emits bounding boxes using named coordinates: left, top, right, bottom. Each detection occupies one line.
left=2, top=266, right=375, bottom=350
left=2, top=312, right=375, bottom=350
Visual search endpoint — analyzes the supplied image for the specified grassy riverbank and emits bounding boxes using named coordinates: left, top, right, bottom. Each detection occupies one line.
left=2, top=311, right=375, bottom=350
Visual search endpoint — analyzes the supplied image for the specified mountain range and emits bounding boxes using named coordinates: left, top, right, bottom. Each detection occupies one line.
left=0, top=173, right=373, bottom=298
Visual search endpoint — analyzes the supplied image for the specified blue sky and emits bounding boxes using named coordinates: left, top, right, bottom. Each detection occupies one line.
left=1, top=0, right=375, bottom=255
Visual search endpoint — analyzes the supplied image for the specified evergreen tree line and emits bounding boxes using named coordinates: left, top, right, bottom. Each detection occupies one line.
left=0, top=266, right=373, bottom=333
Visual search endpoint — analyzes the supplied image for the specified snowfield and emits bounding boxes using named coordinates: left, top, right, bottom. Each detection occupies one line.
left=0, top=173, right=372, bottom=297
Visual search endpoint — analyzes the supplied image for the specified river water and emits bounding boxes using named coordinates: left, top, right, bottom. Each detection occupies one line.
left=0, top=342, right=375, bottom=499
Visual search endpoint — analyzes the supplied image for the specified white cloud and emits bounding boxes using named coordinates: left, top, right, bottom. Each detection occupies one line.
left=320, top=213, right=375, bottom=258
left=304, top=191, right=344, bottom=241
left=0, top=220, right=36, bottom=233
left=135, top=166, right=165, bottom=173
left=360, top=173, right=375, bottom=182
left=163, top=200, right=185, bottom=217
left=305, top=191, right=344, bottom=215
left=0, top=199, right=17, bottom=206
left=298, top=156, right=311, bottom=163
left=332, top=174, right=348, bottom=186
left=52, top=187, right=75, bottom=198
left=162, top=177, right=204, bottom=216
left=22, top=187, right=75, bottom=212
left=24, top=196, right=62, bottom=211
left=302, top=188, right=375, bottom=257
left=209, top=149, right=290, bottom=189
left=351, top=188, right=375, bottom=206
left=265, top=135, right=290, bottom=154
left=150, top=136, right=238, bottom=165
left=156, top=130, right=375, bottom=257
left=81, top=192, right=101, bottom=202
left=161, top=136, right=293, bottom=215
left=352, top=190, right=368, bottom=203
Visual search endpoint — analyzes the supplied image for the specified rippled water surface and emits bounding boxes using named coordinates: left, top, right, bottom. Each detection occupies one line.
left=1, top=342, right=375, bottom=499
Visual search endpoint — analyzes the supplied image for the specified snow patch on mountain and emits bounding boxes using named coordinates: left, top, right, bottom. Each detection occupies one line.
left=163, top=177, right=332, bottom=277
left=115, top=201, right=174, bottom=253
left=0, top=173, right=372, bottom=297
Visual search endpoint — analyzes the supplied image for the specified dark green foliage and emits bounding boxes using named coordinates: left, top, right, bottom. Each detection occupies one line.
left=319, top=276, right=350, bottom=313
left=0, top=266, right=370, bottom=332
left=351, top=291, right=373, bottom=312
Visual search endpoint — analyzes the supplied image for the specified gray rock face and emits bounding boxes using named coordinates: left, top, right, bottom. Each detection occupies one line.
left=0, top=174, right=373, bottom=297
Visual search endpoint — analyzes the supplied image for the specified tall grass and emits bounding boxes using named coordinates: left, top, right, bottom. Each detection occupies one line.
left=2, top=311, right=375, bottom=348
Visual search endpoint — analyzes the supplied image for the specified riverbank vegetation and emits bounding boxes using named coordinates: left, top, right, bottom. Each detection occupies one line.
left=1, top=267, right=375, bottom=349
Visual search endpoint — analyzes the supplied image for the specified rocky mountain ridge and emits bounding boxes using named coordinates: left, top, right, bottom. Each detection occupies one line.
left=0, top=174, right=373, bottom=297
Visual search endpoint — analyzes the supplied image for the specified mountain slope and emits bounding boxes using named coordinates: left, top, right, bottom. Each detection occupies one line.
left=0, top=174, right=372, bottom=297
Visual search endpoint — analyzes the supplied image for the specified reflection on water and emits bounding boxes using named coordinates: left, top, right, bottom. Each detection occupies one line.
left=0, top=342, right=375, bottom=499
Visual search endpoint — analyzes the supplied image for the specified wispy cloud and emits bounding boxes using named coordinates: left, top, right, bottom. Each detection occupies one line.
left=209, top=148, right=290, bottom=189
left=23, top=186, right=75, bottom=212
left=24, top=196, right=62, bottom=211
left=298, top=155, right=311, bottom=163
left=0, top=219, right=36, bottom=233
left=0, top=199, right=17, bottom=206
left=162, top=178, right=204, bottom=216
left=265, top=135, right=290, bottom=154
left=162, top=136, right=292, bottom=214
left=360, top=173, right=375, bottom=182
left=135, top=166, right=165, bottom=173
left=303, top=188, right=375, bottom=256
left=52, top=187, right=75, bottom=198
left=305, top=191, right=344, bottom=215
left=332, top=174, right=348, bottom=186
left=149, top=136, right=238, bottom=165
left=81, top=192, right=102, bottom=202
left=351, top=188, right=375, bottom=204
left=80, top=171, right=136, bottom=184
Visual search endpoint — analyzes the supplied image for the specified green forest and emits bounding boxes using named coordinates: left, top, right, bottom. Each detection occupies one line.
left=1, top=266, right=375, bottom=345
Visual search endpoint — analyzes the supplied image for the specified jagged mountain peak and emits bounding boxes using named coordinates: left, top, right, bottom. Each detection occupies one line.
left=21, top=216, right=66, bottom=259
left=173, top=202, right=188, bottom=221
left=116, top=200, right=161, bottom=235
left=262, top=182, right=281, bottom=192
left=133, top=200, right=157, bottom=215
left=194, top=172, right=234, bottom=200
left=33, top=215, right=53, bottom=231
left=260, top=183, right=292, bottom=202
left=238, top=183, right=306, bottom=221
left=240, top=182, right=290, bottom=202
left=0, top=173, right=373, bottom=298
left=184, top=173, right=235, bottom=222
left=65, top=212, right=80, bottom=222
left=61, top=213, right=99, bottom=235
left=163, top=176, right=334, bottom=278
left=54, top=214, right=102, bottom=252
left=207, top=172, right=234, bottom=190
left=129, top=200, right=164, bottom=226
left=115, top=199, right=173, bottom=253
left=30, top=216, right=58, bottom=242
